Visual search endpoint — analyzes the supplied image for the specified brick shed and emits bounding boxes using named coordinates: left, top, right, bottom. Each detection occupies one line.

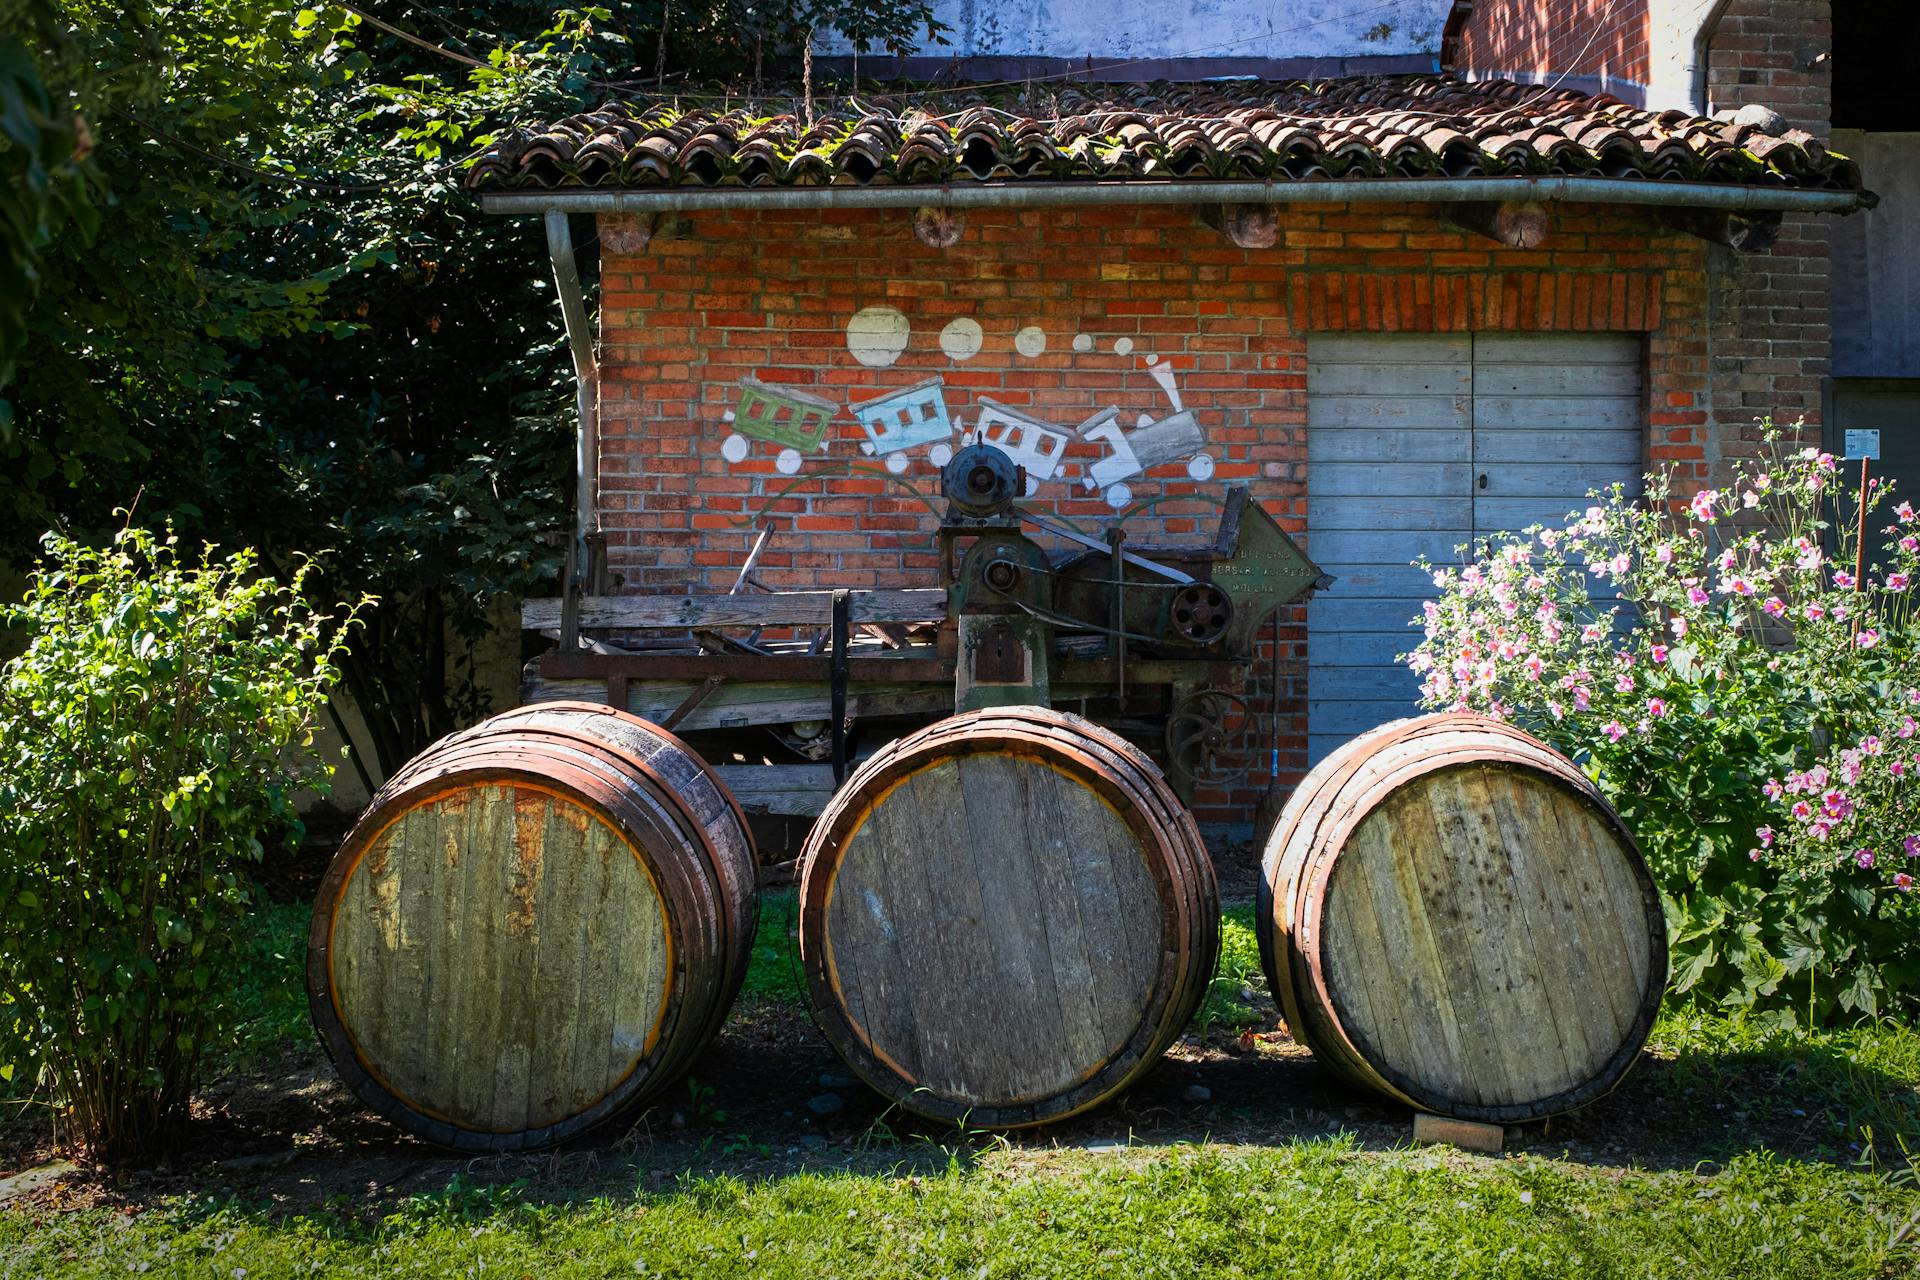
left=473, top=74, right=1869, bottom=836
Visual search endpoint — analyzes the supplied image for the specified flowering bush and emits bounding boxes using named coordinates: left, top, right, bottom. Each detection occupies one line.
left=1404, top=431, right=1919, bottom=1027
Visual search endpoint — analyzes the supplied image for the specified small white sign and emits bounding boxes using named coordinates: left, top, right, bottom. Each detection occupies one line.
left=1845, top=428, right=1882, bottom=461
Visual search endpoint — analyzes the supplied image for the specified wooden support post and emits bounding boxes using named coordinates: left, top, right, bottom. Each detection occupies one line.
left=830, top=590, right=851, bottom=785
left=560, top=535, right=581, bottom=654
left=1444, top=200, right=1550, bottom=248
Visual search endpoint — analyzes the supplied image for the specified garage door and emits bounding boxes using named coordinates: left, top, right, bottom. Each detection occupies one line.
left=1305, top=333, right=1644, bottom=763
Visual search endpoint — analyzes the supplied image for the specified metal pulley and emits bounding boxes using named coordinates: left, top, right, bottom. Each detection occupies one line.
left=942, top=444, right=1022, bottom=518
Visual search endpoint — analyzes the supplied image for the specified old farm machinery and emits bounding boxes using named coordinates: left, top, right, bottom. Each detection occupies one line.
left=520, top=445, right=1330, bottom=820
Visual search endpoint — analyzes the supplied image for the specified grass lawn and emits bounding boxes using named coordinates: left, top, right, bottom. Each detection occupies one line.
left=3, top=892, right=1919, bottom=1278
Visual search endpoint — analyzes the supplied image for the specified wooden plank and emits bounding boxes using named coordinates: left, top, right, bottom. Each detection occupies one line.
left=522, top=676, right=952, bottom=731
left=1472, top=397, right=1643, bottom=432
left=1306, top=597, right=1430, bottom=632
left=1310, top=429, right=1471, bottom=463
left=1307, top=530, right=1471, bottom=565
left=1307, top=631, right=1432, bottom=667
left=1310, top=332, right=1473, bottom=363
left=522, top=588, right=948, bottom=632
left=1477, top=462, right=1645, bottom=497
left=1310, top=564, right=1438, bottom=597
left=1306, top=497, right=1472, bottom=530
left=1471, top=362, right=1642, bottom=398
left=1471, top=333, right=1639, bottom=364
left=1308, top=463, right=1475, bottom=497
left=1307, top=664, right=1424, bottom=702
left=713, top=764, right=840, bottom=816
left=1307, top=394, right=1471, bottom=431
left=1472, top=427, right=1643, bottom=464
left=1307, top=362, right=1473, bottom=397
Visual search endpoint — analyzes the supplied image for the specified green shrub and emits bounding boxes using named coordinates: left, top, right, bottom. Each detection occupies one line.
left=1404, top=430, right=1919, bottom=1027
left=0, top=524, right=352, bottom=1163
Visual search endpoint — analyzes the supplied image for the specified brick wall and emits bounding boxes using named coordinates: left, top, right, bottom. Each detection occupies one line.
left=596, top=202, right=1710, bottom=825
left=1448, top=0, right=1650, bottom=99
left=1703, top=0, right=1834, bottom=467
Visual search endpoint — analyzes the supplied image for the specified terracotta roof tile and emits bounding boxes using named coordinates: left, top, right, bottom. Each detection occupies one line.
left=467, top=75, right=1865, bottom=193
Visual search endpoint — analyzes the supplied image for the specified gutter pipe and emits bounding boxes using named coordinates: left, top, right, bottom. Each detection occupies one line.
left=544, top=209, right=599, bottom=567
left=487, top=174, right=1864, bottom=217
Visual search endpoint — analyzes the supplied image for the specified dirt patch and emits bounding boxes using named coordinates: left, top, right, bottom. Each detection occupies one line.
left=0, top=975, right=1885, bottom=1220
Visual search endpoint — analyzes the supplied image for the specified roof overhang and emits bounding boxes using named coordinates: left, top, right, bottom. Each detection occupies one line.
left=480, top=175, right=1866, bottom=217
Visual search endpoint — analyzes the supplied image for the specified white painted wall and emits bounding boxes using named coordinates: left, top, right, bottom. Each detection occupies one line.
left=817, top=0, right=1452, bottom=62
left=1646, top=0, right=1725, bottom=112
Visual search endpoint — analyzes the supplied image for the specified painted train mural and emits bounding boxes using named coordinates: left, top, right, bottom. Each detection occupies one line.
left=716, top=305, right=1217, bottom=508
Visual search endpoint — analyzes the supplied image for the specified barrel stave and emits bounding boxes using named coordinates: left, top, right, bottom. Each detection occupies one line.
left=308, top=702, right=755, bottom=1152
left=1259, top=713, right=1665, bottom=1123
left=800, top=706, right=1217, bottom=1128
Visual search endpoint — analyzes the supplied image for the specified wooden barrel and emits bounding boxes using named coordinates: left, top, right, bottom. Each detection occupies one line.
left=307, top=701, right=756, bottom=1152
left=799, top=706, right=1219, bottom=1128
left=1257, top=713, right=1666, bottom=1123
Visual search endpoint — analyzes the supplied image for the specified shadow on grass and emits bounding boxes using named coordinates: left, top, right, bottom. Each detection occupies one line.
left=10, top=888, right=1918, bottom=1221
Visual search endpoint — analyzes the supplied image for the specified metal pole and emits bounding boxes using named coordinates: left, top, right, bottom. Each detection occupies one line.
left=544, top=210, right=600, bottom=558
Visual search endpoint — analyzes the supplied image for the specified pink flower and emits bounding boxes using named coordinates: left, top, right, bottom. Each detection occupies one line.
left=1824, top=790, right=1856, bottom=820
left=1602, top=720, right=1627, bottom=743
left=1805, top=603, right=1826, bottom=621
left=1892, top=761, right=1907, bottom=780
left=1547, top=699, right=1565, bottom=721
left=1863, top=735, right=1885, bottom=756
left=1687, top=587, right=1710, bottom=606
left=1616, top=673, right=1636, bottom=694
left=1762, top=596, right=1786, bottom=618
left=1811, top=820, right=1832, bottom=841
left=1898, top=873, right=1915, bottom=893
left=1670, top=616, right=1689, bottom=639
left=1857, top=848, right=1876, bottom=870
left=1742, top=490, right=1761, bottom=509
left=1858, top=629, right=1881, bottom=649
left=1792, top=800, right=1814, bottom=821
left=1748, top=849, right=1763, bottom=862
left=1906, top=835, right=1920, bottom=858
left=1834, top=569, right=1857, bottom=588
left=1764, top=778, right=1785, bottom=800
left=1816, top=452, right=1837, bottom=472
left=1651, top=644, right=1669, bottom=663
left=1903, top=536, right=1920, bottom=555
left=1757, top=825, right=1775, bottom=848
left=1888, top=572, right=1910, bottom=591
left=1647, top=697, right=1668, bottom=718
left=1900, top=717, right=1917, bottom=740
left=1610, top=552, right=1631, bottom=576
left=1523, top=654, right=1544, bottom=681
left=1897, top=501, right=1916, bottom=522
left=1797, top=540, right=1823, bottom=572
left=1690, top=489, right=1719, bottom=521
left=1656, top=543, right=1674, bottom=564
left=1573, top=687, right=1592, bottom=711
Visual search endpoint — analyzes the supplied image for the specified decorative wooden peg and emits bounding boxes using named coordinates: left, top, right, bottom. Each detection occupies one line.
left=1200, top=203, right=1280, bottom=249
left=1655, top=207, right=1782, bottom=252
left=599, top=213, right=658, bottom=255
left=912, top=205, right=966, bottom=248
left=1445, top=199, right=1550, bottom=248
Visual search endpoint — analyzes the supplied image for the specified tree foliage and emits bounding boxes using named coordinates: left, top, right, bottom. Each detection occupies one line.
left=0, top=0, right=942, bottom=782
left=0, top=525, right=353, bottom=1162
